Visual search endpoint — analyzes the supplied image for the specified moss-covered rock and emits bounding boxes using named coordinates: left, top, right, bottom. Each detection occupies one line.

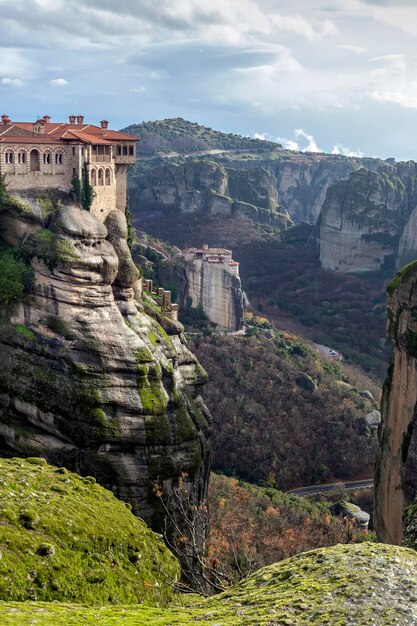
left=0, top=543, right=416, bottom=624
left=0, top=458, right=179, bottom=606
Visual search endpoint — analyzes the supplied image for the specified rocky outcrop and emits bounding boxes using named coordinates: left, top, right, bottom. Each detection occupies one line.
left=318, top=162, right=417, bottom=273
left=130, top=159, right=291, bottom=228
left=375, top=260, right=417, bottom=544
left=4, top=542, right=417, bottom=624
left=159, top=254, right=244, bottom=331
left=0, top=190, right=211, bottom=562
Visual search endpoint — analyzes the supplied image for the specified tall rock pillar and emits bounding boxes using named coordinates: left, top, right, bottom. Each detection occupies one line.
left=375, top=261, right=417, bottom=543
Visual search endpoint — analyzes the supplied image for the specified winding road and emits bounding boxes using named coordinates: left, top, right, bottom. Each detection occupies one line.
left=286, top=479, right=374, bottom=498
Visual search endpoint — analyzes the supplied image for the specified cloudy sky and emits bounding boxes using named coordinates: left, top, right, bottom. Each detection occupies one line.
left=1, top=0, right=417, bottom=159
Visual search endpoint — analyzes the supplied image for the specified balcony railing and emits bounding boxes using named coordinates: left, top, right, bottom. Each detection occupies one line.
left=91, top=155, right=112, bottom=163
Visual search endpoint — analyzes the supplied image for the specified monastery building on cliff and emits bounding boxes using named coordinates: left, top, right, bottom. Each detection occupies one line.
left=0, top=114, right=137, bottom=220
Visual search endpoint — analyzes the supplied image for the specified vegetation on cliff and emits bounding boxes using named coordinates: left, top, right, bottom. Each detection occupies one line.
left=190, top=332, right=378, bottom=490
left=0, top=458, right=179, bottom=605
left=122, top=118, right=284, bottom=156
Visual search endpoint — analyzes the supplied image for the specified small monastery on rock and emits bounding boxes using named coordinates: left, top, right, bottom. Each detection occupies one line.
left=0, top=114, right=137, bottom=220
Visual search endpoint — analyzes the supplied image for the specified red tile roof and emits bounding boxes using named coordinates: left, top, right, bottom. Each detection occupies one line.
left=0, top=119, right=138, bottom=146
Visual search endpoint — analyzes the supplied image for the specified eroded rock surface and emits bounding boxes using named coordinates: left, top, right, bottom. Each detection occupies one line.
left=319, top=163, right=417, bottom=273
left=375, top=260, right=417, bottom=544
left=0, top=191, right=210, bottom=550
left=130, top=159, right=291, bottom=228
left=159, top=254, right=244, bottom=331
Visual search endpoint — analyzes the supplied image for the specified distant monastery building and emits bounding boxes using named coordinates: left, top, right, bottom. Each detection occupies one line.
left=0, top=114, right=138, bottom=220
left=183, top=244, right=240, bottom=277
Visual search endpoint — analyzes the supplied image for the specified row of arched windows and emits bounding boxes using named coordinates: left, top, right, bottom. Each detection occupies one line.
left=91, top=167, right=112, bottom=186
left=3, top=147, right=65, bottom=169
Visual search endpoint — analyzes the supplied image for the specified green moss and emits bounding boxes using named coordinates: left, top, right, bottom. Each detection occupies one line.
left=139, top=386, right=168, bottom=416
left=0, top=458, right=179, bottom=607
left=148, top=331, right=159, bottom=347
left=11, top=324, right=34, bottom=341
left=90, top=408, right=107, bottom=428
left=23, top=229, right=84, bottom=269
left=0, top=543, right=416, bottom=625
left=174, top=405, right=198, bottom=443
left=144, top=413, right=172, bottom=445
left=134, top=347, right=154, bottom=363
left=387, top=259, right=417, bottom=295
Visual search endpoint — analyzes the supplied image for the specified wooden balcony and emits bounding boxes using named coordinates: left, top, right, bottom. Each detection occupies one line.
left=91, top=155, right=112, bottom=163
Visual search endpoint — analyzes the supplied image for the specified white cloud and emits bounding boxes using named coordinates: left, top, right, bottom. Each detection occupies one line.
left=49, top=78, right=68, bottom=86
left=294, top=128, right=320, bottom=152
left=0, top=48, right=34, bottom=79
left=277, top=128, right=322, bottom=152
left=1, top=77, right=23, bottom=87
left=331, top=143, right=364, bottom=157
left=372, top=90, right=417, bottom=108
left=253, top=132, right=270, bottom=140
left=337, top=44, right=367, bottom=54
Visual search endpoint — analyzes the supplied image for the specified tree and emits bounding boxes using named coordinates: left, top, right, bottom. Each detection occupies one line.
left=125, top=191, right=135, bottom=251
left=72, top=163, right=94, bottom=211
left=153, top=473, right=232, bottom=595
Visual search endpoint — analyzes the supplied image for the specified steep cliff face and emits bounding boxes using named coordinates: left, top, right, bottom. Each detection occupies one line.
left=226, top=153, right=373, bottom=223
left=159, top=255, right=244, bottom=331
left=184, top=259, right=244, bottom=331
left=0, top=190, right=210, bottom=545
left=125, top=118, right=386, bottom=227
left=319, top=168, right=414, bottom=273
left=374, top=260, right=417, bottom=544
left=131, top=159, right=290, bottom=228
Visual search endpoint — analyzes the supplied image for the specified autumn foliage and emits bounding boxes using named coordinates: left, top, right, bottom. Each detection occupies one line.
left=207, top=474, right=363, bottom=582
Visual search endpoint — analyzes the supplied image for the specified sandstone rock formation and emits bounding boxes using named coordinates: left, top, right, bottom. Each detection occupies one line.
left=130, top=159, right=291, bottom=228
left=159, top=252, right=244, bottom=331
left=0, top=190, right=210, bottom=557
left=375, top=260, right=417, bottom=544
left=319, top=167, right=417, bottom=273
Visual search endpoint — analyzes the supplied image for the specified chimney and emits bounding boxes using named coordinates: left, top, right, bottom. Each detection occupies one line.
left=100, top=120, right=109, bottom=129
left=43, top=115, right=51, bottom=123
left=1, top=114, right=10, bottom=125
left=77, top=115, right=84, bottom=124
left=69, top=115, right=76, bottom=124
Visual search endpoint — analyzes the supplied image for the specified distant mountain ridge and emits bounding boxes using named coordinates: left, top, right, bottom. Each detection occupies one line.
left=122, top=117, right=285, bottom=156
left=123, top=117, right=387, bottom=226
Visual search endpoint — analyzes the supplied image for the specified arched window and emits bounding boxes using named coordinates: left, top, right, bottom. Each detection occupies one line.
left=17, top=151, right=26, bottom=164
left=55, top=152, right=63, bottom=165
left=5, top=150, right=13, bottom=164
left=43, top=152, right=51, bottom=165
left=105, top=168, right=111, bottom=185
left=30, top=149, right=40, bottom=172
left=91, top=168, right=97, bottom=186
left=98, top=168, right=104, bottom=186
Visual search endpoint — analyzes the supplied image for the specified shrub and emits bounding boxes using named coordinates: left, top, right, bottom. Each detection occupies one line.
left=0, top=244, right=33, bottom=306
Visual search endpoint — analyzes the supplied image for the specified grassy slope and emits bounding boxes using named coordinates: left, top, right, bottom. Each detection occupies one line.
left=0, top=458, right=179, bottom=606
left=1, top=543, right=417, bottom=625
